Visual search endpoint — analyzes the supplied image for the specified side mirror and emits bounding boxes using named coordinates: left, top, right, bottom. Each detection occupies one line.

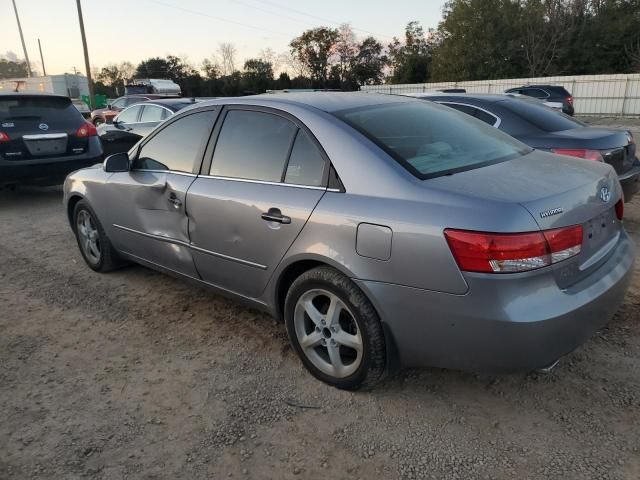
left=103, top=152, right=130, bottom=172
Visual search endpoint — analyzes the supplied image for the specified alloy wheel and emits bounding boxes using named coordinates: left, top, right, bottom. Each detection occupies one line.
left=76, top=210, right=101, bottom=264
left=293, top=289, right=363, bottom=378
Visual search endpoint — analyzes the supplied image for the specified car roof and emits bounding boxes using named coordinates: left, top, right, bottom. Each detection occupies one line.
left=143, top=98, right=206, bottom=111
left=0, top=92, right=71, bottom=100
left=195, top=92, right=416, bottom=113
left=400, top=92, right=513, bottom=103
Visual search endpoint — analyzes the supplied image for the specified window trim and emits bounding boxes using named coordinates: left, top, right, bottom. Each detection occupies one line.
left=436, top=101, right=502, bottom=128
left=202, top=105, right=332, bottom=189
left=129, top=106, right=220, bottom=175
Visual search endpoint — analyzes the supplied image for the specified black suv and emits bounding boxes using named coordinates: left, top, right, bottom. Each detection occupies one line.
left=1, top=93, right=103, bottom=186
left=504, top=85, right=574, bottom=116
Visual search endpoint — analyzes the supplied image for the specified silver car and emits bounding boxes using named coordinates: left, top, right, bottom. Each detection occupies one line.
left=63, top=93, right=635, bottom=389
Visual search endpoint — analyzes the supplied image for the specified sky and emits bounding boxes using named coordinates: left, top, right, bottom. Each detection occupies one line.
left=1, top=0, right=446, bottom=76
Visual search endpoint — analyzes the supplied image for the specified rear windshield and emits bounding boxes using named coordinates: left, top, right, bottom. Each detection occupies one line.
left=500, top=98, right=585, bottom=132
left=333, top=101, right=531, bottom=179
left=0, top=97, right=80, bottom=122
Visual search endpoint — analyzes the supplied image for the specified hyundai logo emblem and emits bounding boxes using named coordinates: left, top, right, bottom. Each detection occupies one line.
left=599, top=186, right=611, bottom=203
left=38, top=123, right=49, bottom=131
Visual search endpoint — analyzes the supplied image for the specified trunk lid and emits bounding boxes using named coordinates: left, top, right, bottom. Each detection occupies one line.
left=525, top=127, right=637, bottom=175
left=428, top=149, right=623, bottom=287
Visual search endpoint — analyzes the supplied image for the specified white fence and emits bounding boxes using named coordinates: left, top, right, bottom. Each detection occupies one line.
left=361, top=74, right=640, bottom=117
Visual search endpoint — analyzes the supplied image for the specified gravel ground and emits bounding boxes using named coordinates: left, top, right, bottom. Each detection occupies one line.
left=1, top=118, right=639, bottom=479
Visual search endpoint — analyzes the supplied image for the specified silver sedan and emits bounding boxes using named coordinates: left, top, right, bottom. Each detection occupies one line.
left=63, top=93, right=635, bottom=389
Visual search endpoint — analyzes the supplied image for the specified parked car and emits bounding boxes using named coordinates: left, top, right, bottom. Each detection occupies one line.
left=407, top=93, right=640, bottom=201
left=90, top=95, right=172, bottom=126
left=1, top=93, right=103, bottom=186
left=98, top=98, right=201, bottom=156
left=63, top=93, right=635, bottom=389
left=505, top=84, right=574, bottom=115
left=71, top=98, right=91, bottom=119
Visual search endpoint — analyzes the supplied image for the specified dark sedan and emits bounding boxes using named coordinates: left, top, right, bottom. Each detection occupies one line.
left=97, top=98, right=201, bottom=156
left=408, top=93, right=640, bottom=201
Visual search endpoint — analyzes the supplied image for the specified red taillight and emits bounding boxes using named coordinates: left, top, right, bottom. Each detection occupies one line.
left=75, top=122, right=97, bottom=138
left=615, top=199, right=624, bottom=220
left=552, top=148, right=604, bottom=162
left=566, top=96, right=574, bottom=105
left=0, top=131, right=9, bottom=143
left=444, top=225, right=583, bottom=273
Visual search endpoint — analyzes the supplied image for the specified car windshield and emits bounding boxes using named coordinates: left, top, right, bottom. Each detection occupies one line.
left=0, top=96, right=78, bottom=122
left=334, top=101, right=531, bottom=179
left=500, top=98, right=585, bottom=132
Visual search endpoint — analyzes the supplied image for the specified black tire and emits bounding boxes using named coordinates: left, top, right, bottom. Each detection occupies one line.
left=284, top=266, right=386, bottom=390
left=73, top=200, right=125, bottom=272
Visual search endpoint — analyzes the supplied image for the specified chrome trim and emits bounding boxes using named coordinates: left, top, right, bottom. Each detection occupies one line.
left=22, top=133, right=68, bottom=140
left=436, top=101, right=501, bottom=128
left=112, top=224, right=268, bottom=270
left=198, top=174, right=328, bottom=191
left=130, top=169, right=197, bottom=177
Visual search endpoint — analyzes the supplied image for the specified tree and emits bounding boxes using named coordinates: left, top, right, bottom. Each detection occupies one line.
left=352, top=37, right=387, bottom=86
left=242, top=58, right=274, bottom=93
left=218, top=43, right=237, bottom=76
left=202, top=58, right=221, bottom=80
left=430, top=0, right=524, bottom=81
left=387, top=21, right=433, bottom=83
left=97, top=62, right=134, bottom=87
left=0, top=58, right=29, bottom=79
left=290, top=27, right=339, bottom=86
left=334, top=24, right=358, bottom=84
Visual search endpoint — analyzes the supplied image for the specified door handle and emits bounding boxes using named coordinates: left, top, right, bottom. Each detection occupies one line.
left=261, top=208, right=291, bottom=224
left=168, top=193, right=182, bottom=208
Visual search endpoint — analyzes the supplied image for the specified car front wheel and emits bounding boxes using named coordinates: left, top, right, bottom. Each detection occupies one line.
left=73, top=200, right=124, bottom=272
left=284, top=266, right=386, bottom=390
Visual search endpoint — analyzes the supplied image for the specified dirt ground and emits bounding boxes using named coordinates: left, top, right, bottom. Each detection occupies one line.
left=1, top=118, right=640, bottom=480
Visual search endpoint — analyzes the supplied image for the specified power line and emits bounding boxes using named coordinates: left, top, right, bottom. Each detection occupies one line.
left=251, top=0, right=395, bottom=39
left=141, top=0, right=291, bottom=38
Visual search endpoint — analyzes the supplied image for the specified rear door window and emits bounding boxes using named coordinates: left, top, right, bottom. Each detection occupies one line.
left=116, top=105, right=142, bottom=124
left=139, top=105, right=166, bottom=123
left=521, top=88, right=549, bottom=99
left=132, top=111, right=214, bottom=172
left=210, top=110, right=297, bottom=182
left=284, top=129, right=326, bottom=186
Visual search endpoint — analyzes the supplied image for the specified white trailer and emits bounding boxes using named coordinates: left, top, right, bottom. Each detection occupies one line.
left=0, top=74, right=90, bottom=99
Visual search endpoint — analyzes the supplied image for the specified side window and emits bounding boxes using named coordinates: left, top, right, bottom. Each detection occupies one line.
left=211, top=110, right=297, bottom=182
left=125, top=96, right=144, bottom=106
left=523, top=88, right=548, bottom=99
left=111, top=98, right=126, bottom=109
left=139, top=105, right=165, bottom=123
left=161, top=108, right=171, bottom=120
left=284, top=130, right=326, bottom=186
left=132, top=111, right=213, bottom=173
left=116, top=105, right=142, bottom=124
left=473, top=109, right=498, bottom=126
left=441, top=103, right=476, bottom=117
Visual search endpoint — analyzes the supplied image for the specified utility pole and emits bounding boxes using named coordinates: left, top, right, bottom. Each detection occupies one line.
left=38, top=38, right=46, bottom=76
left=11, top=0, right=32, bottom=77
left=75, top=0, right=94, bottom=109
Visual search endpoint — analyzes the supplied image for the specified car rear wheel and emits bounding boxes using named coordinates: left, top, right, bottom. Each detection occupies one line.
left=284, top=266, right=386, bottom=390
left=73, top=200, right=124, bottom=272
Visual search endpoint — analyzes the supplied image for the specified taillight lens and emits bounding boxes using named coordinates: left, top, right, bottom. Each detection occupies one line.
left=76, top=122, right=97, bottom=137
left=552, top=148, right=603, bottom=162
left=566, top=96, right=574, bottom=105
left=444, top=225, right=583, bottom=273
left=0, top=131, right=9, bottom=143
left=615, top=199, right=624, bottom=220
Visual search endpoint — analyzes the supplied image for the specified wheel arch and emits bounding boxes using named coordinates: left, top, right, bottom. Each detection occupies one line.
left=66, top=194, right=85, bottom=228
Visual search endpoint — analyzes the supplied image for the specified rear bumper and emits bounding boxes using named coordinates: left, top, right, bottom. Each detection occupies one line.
left=0, top=137, right=103, bottom=184
left=619, top=165, right=640, bottom=201
left=356, top=230, right=635, bottom=372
